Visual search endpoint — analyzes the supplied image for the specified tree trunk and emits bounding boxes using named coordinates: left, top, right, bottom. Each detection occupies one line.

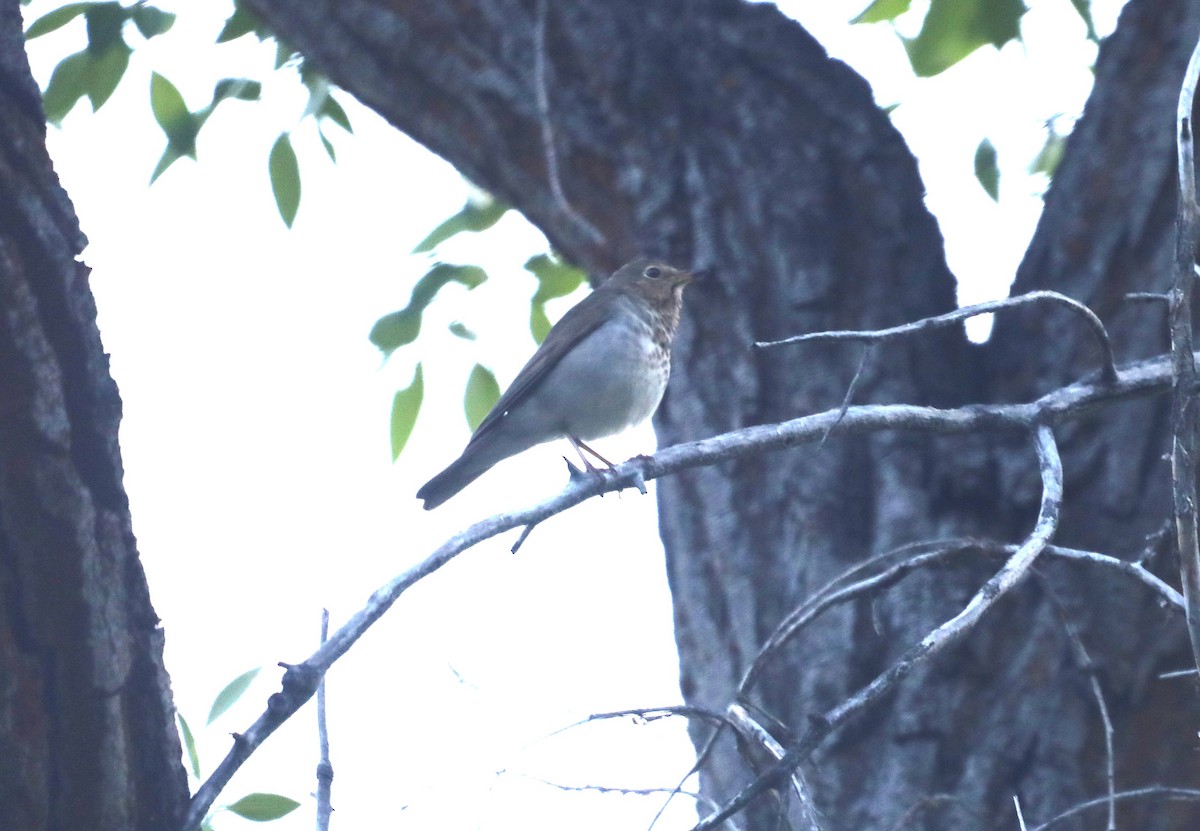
left=0, top=2, right=188, bottom=828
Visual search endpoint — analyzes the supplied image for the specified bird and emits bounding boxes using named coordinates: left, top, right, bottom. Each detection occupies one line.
left=416, top=258, right=693, bottom=510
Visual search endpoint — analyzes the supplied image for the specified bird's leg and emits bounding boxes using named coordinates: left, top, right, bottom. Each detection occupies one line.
left=568, top=436, right=616, bottom=473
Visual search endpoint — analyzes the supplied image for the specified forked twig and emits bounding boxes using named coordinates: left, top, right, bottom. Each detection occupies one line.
left=691, top=426, right=1063, bottom=830
left=755, top=291, right=1118, bottom=384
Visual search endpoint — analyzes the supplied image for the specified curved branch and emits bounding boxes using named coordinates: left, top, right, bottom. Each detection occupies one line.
left=755, top=291, right=1118, bottom=384
left=738, top=538, right=1183, bottom=698
left=1029, top=787, right=1200, bottom=831
left=182, top=351, right=1182, bottom=829
left=691, top=425, right=1063, bottom=831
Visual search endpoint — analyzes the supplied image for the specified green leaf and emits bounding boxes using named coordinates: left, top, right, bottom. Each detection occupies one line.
left=1029, top=128, right=1066, bottom=179
left=150, top=72, right=198, bottom=157
left=212, top=78, right=262, bottom=104
left=85, top=41, right=131, bottom=111
left=318, top=127, right=337, bottom=162
left=448, top=321, right=476, bottom=340
left=41, top=51, right=92, bottom=124
left=974, top=137, right=999, bottom=201
left=464, top=365, right=500, bottom=431
left=132, top=4, right=175, bottom=38
left=269, top=134, right=301, bottom=227
left=177, top=714, right=201, bottom=779
left=903, top=0, right=1026, bottom=77
left=207, top=667, right=261, bottom=724
left=412, top=197, right=508, bottom=253
left=851, top=0, right=912, bottom=25
left=226, top=793, right=301, bottom=822
left=1069, top=0, right=1099, bottom=43
left=216, top=2, right=264, bottom=43
left=83, top=2, right=126, bottom=53
left=529, top=302, right=552, bottom=344
left=410, top=263, right=488, bottom=309
left=319, top=95, right=352, bottom=132
left=526, top=253, right=585, bottom=303
left=149, top=145, right=186, bottom=184
left=274, top=39, right=296, bottom=69
left=369, top=308, right=422, bottom=356
left=391, top=365, right=424, bottom=460
left=25, top=2, right=94, bottom=38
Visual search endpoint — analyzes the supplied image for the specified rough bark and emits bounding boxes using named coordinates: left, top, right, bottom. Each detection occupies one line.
left=0, top=2, right=188, bottom=829
left=245, top=0, right=1200, bottom=827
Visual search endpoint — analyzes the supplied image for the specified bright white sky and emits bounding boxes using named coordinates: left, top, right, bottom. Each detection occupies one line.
left=20, top=1, right=1124, bottom=829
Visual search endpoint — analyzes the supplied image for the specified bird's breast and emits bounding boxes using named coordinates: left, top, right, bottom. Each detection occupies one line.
left=534, top=311, right=671, bottom=441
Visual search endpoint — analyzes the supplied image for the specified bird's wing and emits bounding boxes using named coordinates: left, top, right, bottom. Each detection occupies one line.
left=467, top=287, right=615, bottom=445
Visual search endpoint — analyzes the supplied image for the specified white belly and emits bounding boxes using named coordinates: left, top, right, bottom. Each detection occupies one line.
left=531, top=315, right=668, bottom=441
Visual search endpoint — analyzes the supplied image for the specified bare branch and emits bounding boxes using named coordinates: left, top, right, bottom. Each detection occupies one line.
left=1171, top=29, right=1200, bottom=676
left=183, top=350, right=1189, bottom=829
left=1014, top=795, right=1028, bottom=831
left=1028, top=787, right=1200, bottom=831
left=725, top=704, right=820, bottom=831
left=691, top=426, right=1063, bottom=831
left=1041, top=584, right=1115, bottom=831
left=315, top=610, right=333, bottom=831
left=754, top=291, right=1118, bottom=384
left=535, top=0, right=604, bottom=244
left=739, top=538, right=1182, bottom=698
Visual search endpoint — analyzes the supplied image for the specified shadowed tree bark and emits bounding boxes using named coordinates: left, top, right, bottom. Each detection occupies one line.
left=246, top=0, right=1200, bottom=828
left=4, top=0, right=1199, bottom=828
left=0, top=2, right=187, bottom=829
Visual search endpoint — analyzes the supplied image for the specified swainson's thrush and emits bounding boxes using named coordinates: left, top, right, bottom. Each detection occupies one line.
left=417, top=259, right=693, bottom=509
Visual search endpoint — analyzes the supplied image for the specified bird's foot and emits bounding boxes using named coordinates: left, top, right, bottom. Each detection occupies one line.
left=563, top=455, right=616, bottom=496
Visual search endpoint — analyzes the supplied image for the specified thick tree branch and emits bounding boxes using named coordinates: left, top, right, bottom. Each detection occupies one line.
left=1172, top=30, right=1200, bottom=675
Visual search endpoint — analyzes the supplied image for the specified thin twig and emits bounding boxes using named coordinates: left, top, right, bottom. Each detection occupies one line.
left=1171, top=29, right=1200, bottom=677
left=691, top=426, right=1063, bottom=831
left=648, top=724, right=726, bottom=831
left=820, top=345, right=873, bottom=445
left=1041, top=582, right=1115, bottom=831
left=754, top=291, right=1118, bottom=384
left=1125, top=291, right=1171, bottom=304
left=725, top=704, right=819, bottom=831
left=534, top=0, right=603, bottom=244
left=1014, top=795, right=1028, bottom=831
left=1028, top=786, right=1200, bottom=831
left=515, top=771, right=723, bottom=813
left=738, top=538, right=1182, bottom=698
left=315, top=610, right=333, bottom=831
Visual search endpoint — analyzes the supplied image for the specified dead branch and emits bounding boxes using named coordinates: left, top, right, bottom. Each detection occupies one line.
left=690, top=426, right=1063, bottom=830
left=1028, top=786, right=1200, bottom=831
left=183, top=347, right=1184, bottom=829
left=755, top=290, right=1118, bottom=384
left=1041, top=582, right=1115, bottom=831
left=737, top=538, right=1182, bottom=698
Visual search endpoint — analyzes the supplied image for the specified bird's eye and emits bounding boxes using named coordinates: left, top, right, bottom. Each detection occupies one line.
left=643, top=266, right=662, bottom=279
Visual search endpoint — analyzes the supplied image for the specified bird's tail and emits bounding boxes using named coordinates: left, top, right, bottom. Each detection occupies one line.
left=416, top=434, right=511, bottom=510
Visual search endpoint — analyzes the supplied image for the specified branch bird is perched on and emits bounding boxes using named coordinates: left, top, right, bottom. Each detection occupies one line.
left=417, top=259, right=694, bottom=509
